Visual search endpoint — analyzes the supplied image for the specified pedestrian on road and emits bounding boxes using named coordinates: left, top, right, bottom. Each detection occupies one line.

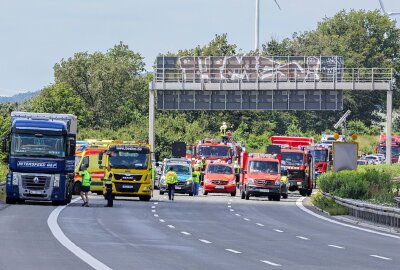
left=104, top=172, right=113, bottom=207
left=79, top=164, right=91, bottom=207
left=193, top=165, right=201, bottom=196
left=165, top=167, right=178, bottom=200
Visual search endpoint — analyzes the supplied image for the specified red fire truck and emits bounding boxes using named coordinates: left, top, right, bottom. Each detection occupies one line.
left=270, top=136, right=315, bottom=197
left=191, top=137, right=242, bottom=164
left=376, top=134, right=400, bottom=163
left=310, top=145, right=330, bottom=177
left=240, top=152, right=288, bottom=201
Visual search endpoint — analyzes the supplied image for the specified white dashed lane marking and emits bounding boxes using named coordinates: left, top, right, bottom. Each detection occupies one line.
left=167, top=225, right=175, bottom=229
left=151, top=206, right=156, bottom=209
left=151, top=210, right=156, bottom=212
left=260, top=260, right=281, bottom=267
left=228, top=205, right=232, bottom=208
left=243, top=218, right=250, bottom=221
left=230, top=209, right=234, bottom=212
left=256, top=223, right=264, bottom=227
left=181, top=231, right=191, bottom=236
left=154, top=214, right=159, bottom=217
left=328, top=245, right=344, bottom=249
left=159, top=219, right=165, bottom=223
left=153, top=202, right=158, bottom=205
left=235, top=214, right=241, bottom=217
left=199, top=239, right=212, bottom=244
left=273, top=229, right=284, bottom=233
left=296, top=236, right=310, bottom=240
left=370, top=255, right=392, bottom=261
left=225, top=249, right=242, bottom=254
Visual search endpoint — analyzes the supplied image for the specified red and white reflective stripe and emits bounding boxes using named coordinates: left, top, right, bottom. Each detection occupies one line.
left=91, top=173, right=105, bottom=178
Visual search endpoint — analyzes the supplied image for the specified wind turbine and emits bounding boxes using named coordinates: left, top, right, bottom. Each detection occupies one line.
left=378, top=0, right=400, bottom=16
left=255, top=0, right=281, bottom=51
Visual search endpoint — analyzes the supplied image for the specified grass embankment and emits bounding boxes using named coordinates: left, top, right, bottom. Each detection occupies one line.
left=311, top=191, right=349, bottom=216
left=0, top=162, right=7, bottom=183
left=316, top=164, right=400, bottom=207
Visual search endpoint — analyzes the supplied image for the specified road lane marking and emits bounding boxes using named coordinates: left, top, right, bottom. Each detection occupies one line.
left=228, top=205, right=231, bottom=208
left=229, top=199, right=233, bottom=202
left=154, top=202, right=158, bottom=205
left=159, top=219, right=165, bottom=223
left=235, top=214, right=241, bottom=217
left=230, top=209, right=234, bottom=212
left=167, top=225, right=175, bottom=229
left=228, top=202, right=231, bottom=204
left=273, top=229, right=284, bottom=233
left=256, top=223, right=264, bottom=227
left=151, top=210, right=156, bottom=212
left=154, top=214, right=159, bottom=217
left=370, top=255, right=392, bottom=260
left=226, top=249, right=242, bottom=254
left=199, top=239, right=212, bottom=244
left=296, top=197, right=400, bottom=240
left=243, top=218, right=250, bottom=221
left=328, top=245, right=344, bottom=249
left=181, top=231, right=191, bottom=235
left=296, top=236, right=310, bottom=240
left=260, top=260, right=281, bottom=267
left=47, top=198, right=112, bottom=270
left=151, top=206, right=156, bottom=208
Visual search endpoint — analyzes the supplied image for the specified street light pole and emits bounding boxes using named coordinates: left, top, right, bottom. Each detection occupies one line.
left=255, top=0, right=260, bottom=51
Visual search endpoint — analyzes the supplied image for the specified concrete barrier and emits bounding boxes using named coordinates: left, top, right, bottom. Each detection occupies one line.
left=322, top=192, right=400, bottom=228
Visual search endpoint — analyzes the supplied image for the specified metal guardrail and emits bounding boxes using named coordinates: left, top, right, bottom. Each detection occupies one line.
left=322, top=192, right=400, bottom=228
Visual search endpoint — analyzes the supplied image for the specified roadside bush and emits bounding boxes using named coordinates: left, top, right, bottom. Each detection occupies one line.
left=311, top=191, right=349, bottom=216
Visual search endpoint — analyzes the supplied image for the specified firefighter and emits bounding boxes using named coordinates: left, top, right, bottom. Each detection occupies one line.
left=234, top=160, right=241, bottom=188
left=200, top=157, right=207, bottom=185
left=193, top=165, right=201, bottom=196
left=220, top=122, right=228, bottom=143
left=104, top=172, right=113, bottom=207
left=165, top=167, right=178, bottom=200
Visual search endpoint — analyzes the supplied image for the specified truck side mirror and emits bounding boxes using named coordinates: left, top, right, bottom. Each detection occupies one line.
left=243, top=170, right=247, bottom=174
left=1, top=137, right=7, bottom=152
left=98, top=152, right=103, bottom=165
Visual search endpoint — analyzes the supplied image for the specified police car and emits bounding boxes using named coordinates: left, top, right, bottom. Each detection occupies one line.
left=159, top=158, right=194, bottom=196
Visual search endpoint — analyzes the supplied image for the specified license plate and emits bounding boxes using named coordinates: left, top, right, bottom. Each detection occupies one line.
left=259, top=189, right=269, bottom=192
left=30, top=190, right=42, bottom=194
left=175, top=186, right=181, bottom=190
left=215, top=185, right=225, bottom=189
left=122, top=185, right=134, bottom=189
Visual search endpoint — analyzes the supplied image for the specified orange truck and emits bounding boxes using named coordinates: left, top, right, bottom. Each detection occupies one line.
left=203, top=161, right=237, bottom=196
left=270, top=136, right=315, bottom=197
left=239, top=152, right=287, bottom=201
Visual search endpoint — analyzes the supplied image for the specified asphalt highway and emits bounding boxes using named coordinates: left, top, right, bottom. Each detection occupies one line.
left=0, top=190, right=399, bottom=270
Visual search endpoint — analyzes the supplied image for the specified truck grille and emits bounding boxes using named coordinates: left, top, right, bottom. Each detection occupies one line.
left=113, top=173, right=142, bottom=181
left=256, top=180, right=275, bottom=186
left=21, top=175, right=51, bottom=190
left=211, top=180, right=228, bottom=185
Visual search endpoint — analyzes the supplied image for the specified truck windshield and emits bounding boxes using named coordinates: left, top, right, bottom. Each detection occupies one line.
left=378, top=146, right=400, bottom=157
left=165, top=164, right=190, bottom=175
left=207, top=164, right=233, bottom=174
left=11, top=134, right=65, bottom=158
left=109, top=148, right=149, bottom=170
left=281, top=152, right=304, bottom=166
left=198, top=146, right=230, bottom=158
left=249, top=161, right=279, bottom=174
left=313, top=150, right=327, bottom=162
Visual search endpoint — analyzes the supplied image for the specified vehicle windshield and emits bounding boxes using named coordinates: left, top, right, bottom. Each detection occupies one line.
left=207, top=164, right=233, bottom=174
left=313, top=150, right=328, bottom=162
left=75, top=156, right=81, bottom=168
left=378, top=146, right=400, bottom=157
left=109, top=147, right=149, bottom=170
left=281, top=152, right=304, bottom=166
left=198, top=146, right=230, bottom=158
left=165, top=164, right=190, bottom=175
left=11, top=133, right=65, bottom=158
left=249, top=161, right=279, bottom=174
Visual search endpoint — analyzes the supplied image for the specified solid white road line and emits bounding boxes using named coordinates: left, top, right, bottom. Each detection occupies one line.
left=296, top=197, right=400, bottom=240
left=199, top=239, right=212, bottom=244
left=243, top=218, right=250, bottom=221
left=296, top=236, right=310, bottom=240
left=273, top=229, right=284, bottom=233
left=167, top=225, right=175, bottom=229
left=226, top=249, right=241, bottom=254
left=260, top=260, right=281, bottom=267
left=256, top=223, right=264, bottom=227
left=47, top=198, right=112, bottom=270
left=370, top=255, right=392, bottom=260
left=235, top=214, right=241, bottom=217
left=181, top=231, right=191, bottom=235
left=328, top=245, right=345, bottom=249
left=159, top=219, right=165, bottom=223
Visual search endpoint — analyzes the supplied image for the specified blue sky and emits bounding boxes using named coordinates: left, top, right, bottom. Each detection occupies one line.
left=0, top=0, right=399, bottom=96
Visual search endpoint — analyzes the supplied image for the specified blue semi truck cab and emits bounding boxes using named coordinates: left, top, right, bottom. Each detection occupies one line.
left=2, top=112, right=77, bottom=205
